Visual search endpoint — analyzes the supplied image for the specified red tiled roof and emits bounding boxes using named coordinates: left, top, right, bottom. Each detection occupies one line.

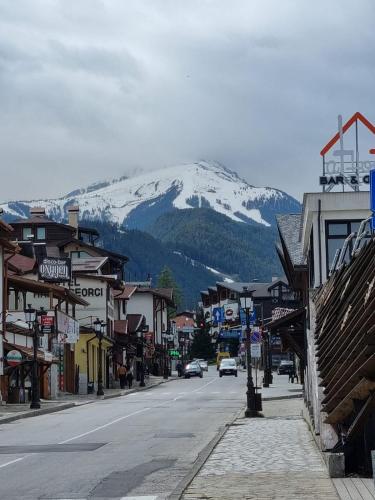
left=114, top=320, right=128, bottom=335
left=8, top=254, right=36, bottom=274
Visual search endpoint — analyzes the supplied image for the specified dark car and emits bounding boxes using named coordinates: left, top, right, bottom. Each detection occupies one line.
left=278, top=360, right=294, bottom=375
left=219, top=358, right=238, bottom=377
left=184, top=361, right=203, bottom=378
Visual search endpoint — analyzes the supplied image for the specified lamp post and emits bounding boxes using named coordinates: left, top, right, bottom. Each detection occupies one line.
left=240, top=287, right=260, bottom=418
left=163, top=332, right=169, bottom=380
left=137, top=330, right=145, bottom=387
left=94, top=318, right=106, bottom=396
left=24, top=304, right=47, bottom=410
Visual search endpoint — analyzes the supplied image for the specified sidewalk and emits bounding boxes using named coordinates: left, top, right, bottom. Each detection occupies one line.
left=182, top=398, right=339, bottom=500
left=241, top=370, right=304, bottom=400
left=0, top=375, right=175, bottom=425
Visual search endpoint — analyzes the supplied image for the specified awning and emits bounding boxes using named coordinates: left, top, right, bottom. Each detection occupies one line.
left=8, top=275, right=89, bottom=306
left=3, top=342, right=57, bottom=364
left=266, top=307, right=305, bottom=360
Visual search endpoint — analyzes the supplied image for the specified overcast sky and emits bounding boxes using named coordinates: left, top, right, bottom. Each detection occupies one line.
left=1, top=0, right=374, bottom=202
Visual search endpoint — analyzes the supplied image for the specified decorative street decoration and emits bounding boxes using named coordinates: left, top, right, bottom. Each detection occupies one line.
left=6, top=350, right=23, bottom=367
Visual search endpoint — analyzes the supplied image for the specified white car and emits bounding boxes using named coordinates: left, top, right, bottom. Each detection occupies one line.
left=196, top=359, right=208, bottom=371
left=219, top=358, right=238, bottom=377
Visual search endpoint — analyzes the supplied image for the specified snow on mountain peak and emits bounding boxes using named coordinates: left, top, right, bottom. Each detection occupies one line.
left=0, top=161, right=300, bottom=228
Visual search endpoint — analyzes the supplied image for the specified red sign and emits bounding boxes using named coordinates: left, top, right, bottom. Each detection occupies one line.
left=41, top=315, right=54, bottom=334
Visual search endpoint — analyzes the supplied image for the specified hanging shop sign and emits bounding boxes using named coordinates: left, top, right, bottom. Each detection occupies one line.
left=38, top=257, right=71, bottom=283
left=320, top=112, right=375, bottom=191
left=6, top=350, right=23, bottom=367
left=56, top=310, right=80, bottom=344
left=41, top=315, right=54, bottom=334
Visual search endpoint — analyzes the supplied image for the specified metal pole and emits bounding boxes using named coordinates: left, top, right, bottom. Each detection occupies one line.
left=140, top=333, right=145, bottom=387
left=97, top=336, right=104, bottom=396
left=245, top=307, right=258, bottom=418
left=30, top=320, right=40, bottom=409
left=163, top=335, right=168, bottom=379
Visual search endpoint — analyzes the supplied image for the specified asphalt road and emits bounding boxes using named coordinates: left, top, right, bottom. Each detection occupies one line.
left=0, top=366, right=247, bottom=500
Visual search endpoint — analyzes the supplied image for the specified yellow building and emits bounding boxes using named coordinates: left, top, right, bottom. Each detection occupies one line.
left=75, top=331, right=113, bottom=394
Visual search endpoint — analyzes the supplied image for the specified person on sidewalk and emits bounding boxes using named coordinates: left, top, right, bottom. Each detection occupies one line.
left=126, top=366, right=134, bottom=389
left=118, top=364, right=127, bottom=389
left=176, top=361, right=183, bottom=377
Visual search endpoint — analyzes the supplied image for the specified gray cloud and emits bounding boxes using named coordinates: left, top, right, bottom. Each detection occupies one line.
left=0, top=0, right=375, bottom=202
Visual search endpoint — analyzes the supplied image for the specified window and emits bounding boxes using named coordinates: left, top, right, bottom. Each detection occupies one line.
left=325, top=220, right=364, bottom=277
left=23, top=227, right=33, bottom=240
left=36, top=227, right=46, bottom=240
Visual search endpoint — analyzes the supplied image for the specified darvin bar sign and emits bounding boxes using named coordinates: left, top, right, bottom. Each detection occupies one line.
left=320, top=112, right=375, bottom=191
left=38, top=257, right=71, bottom=283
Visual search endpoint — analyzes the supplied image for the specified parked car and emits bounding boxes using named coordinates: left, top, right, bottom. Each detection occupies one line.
left=184, top=361, right=203, bottom=378
left=219, top=358, right=238, bottom=377
left=196, top=359, right=208, bottom=371
left=277, top=360, right=294, bottom=375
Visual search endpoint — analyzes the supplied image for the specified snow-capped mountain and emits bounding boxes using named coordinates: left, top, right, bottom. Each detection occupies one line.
left=1, top=161, right=300, bottom=228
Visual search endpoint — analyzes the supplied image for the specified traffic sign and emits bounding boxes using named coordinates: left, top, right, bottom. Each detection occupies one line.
left=224, top=303, right=238, bottom=321
left=219, top=328, right=241, bottom=339
left=251, top=343, right=261, bottom=359
left=240, top=309, right=256, bottom=326
left=212, top=307, right=224, bottom=324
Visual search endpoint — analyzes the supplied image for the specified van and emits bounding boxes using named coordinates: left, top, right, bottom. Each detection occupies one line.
left=216, top=352, right=230, bottom=370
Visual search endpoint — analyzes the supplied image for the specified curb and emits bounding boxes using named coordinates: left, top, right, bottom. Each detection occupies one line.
left=262, top=393, right=303, bottom=401
left=102, top=376, right=178, bottom=400
left=0, top=402, right=76, bottom=425
left=167, top=406, right=245, bottom=500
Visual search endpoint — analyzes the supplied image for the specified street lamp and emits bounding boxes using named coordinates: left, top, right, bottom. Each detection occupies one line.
left=137, top=330, right=145, bottom=387
left=24, top=304, right=47, bottom=410
left=94, top=318, right=106, bottom=396
left=162, top=332, right=169, bottom=380
left=239, top=287, right=260, bottom=418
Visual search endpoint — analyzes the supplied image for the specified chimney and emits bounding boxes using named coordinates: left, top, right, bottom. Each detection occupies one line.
left=30, top=207, right=46, bottom=217
left=68, top=205, right=79, bottom=232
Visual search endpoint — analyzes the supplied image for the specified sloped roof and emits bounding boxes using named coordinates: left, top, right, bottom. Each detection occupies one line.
left=216, top=281, right=281, bottom=298
left=72, top=257, right=108, bottom=272
left=127, top=314, right=144, bottom=333
left=114, top=286, right=137, bottom=300
left=276, top=214, right=305, bottom=267
left=8, top=254, right=36, bottom=274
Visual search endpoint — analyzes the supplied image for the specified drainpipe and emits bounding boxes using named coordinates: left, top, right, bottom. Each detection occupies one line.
left=318, top=199, right=322, bottom=286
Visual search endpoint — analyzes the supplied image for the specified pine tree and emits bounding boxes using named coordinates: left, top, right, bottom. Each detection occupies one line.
left=157, top=266, right=183, bottom=313
left=190, top=313, right=215, bottom=360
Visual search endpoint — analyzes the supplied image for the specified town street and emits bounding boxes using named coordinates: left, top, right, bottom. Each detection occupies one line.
left=0, top=367, right=247, bottom=500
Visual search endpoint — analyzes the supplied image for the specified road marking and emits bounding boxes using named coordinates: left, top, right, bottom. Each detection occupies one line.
left=190, top=378, right=217, bottom=393
left=120, top=496, right=158, bottom=500
left=0, top=457, right=25, bottom=469
left=59, top=407, right=150, bottom=444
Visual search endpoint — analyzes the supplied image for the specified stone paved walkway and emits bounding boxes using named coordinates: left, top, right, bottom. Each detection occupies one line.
left=182, top=399, right=339, bottom=500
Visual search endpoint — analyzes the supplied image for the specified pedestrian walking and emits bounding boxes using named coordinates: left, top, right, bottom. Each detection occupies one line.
left=176, top=361, right=183, bottom=377
left=118, top=364, right=127, bottom=389
left=126, top=366, right=134, bottom=389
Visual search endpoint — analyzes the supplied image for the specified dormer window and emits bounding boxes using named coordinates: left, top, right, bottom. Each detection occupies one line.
left=23, top=227, right=33, bottom=240
left=36, top=227, right=46, bottom=240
